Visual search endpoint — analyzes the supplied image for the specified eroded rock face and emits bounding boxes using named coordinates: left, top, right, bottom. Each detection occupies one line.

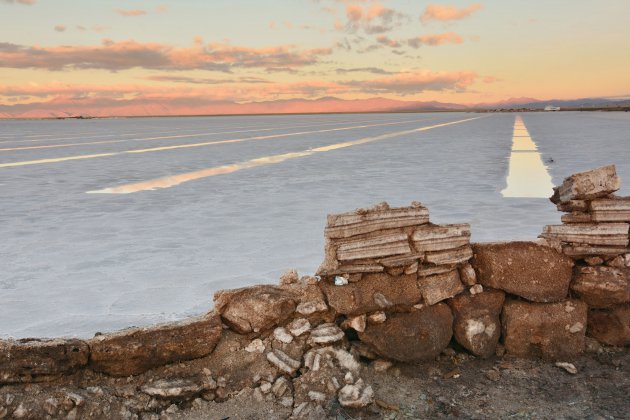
left=553, top=164, right=620, bottom=203
left=358, top=304, right=453, bottom=362
left=587, top=304, right=630, bottom=346
left=448, top=289, right=505, bottom=358
left=89, top=313, right=222, bottom=376
left=319, top=272, right=422, bottom=316
left=0, top=339, right=89, bottom=384
left=501, top=299, right=587, bottom=360
left=418, top=270, right=465, bottom=306
left=571, top=266, right=630, bottom=308
left=214, top=285, right=297, bottom=334
left=472, top=242, right=574, bottom=302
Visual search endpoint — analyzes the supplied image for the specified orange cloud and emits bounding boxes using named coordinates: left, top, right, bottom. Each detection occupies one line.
left=376, top=35, right=400, bottom=48
left=54, top=24, right=66, bottom=32
left=341, top=2, right=407, bottom=34
left=408, top=32, right=463, bottom=48
left=0, top=40, right=332, bottom=72
left=115, top=9, right=147, bottom=17
left=421, top=3, right=482, bottom=23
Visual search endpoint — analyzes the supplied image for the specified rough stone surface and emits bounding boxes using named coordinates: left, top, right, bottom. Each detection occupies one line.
left=320, top=272, right=421, bottom=315
left=555, top=164, right=620, bottom=203
left=89, top=314, right=222, bottom=376
left=418, top=270, right=465, bottom=306
left=502, top=299, right=588, bottom=359
left=587, top=304, right=630, bottom=346
left=448, top=290, right=505, bottom=358
left=358, top=304, right=453, bottom=362
left=459, top=263, right=477, bottom=286
left=472, top=242, right=574, bottom=302
left=214, top=285, right=297, bottom=334
left=571, top=266, right=630, bottom=308
left=0, top=339, right=89, bottom=384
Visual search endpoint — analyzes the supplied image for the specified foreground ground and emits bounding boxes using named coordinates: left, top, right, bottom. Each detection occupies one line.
left=2, top=342, right=627, bottom=419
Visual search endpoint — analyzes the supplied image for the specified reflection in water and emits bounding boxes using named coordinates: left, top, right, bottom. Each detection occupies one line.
left=88, top=116, right=482, bottom=194
left=502, top=116, right=553, bottom=198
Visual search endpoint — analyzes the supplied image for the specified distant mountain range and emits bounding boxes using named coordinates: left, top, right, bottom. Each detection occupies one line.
left=1, top=95, right=629, bottom=119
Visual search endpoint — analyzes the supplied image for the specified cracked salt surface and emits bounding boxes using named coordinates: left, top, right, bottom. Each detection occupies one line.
left=1, top=112, right=628, bottom=338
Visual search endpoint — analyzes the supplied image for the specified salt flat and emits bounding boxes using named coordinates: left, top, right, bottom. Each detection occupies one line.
left=1, top=111, right=629, bottom=338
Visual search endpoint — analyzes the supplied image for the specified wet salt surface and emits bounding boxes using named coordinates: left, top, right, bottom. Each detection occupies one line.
left=1, top=112, right=629, bottom=338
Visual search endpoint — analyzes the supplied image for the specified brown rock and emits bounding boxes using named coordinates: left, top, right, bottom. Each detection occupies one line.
left=562, top=244, right=630, bottom=258
left=320, top=272, right=421, bottom=316
left=540, top=223, right=629, bottom=247
left=0, top=338, right=89, bottom=384
left=418, top=270, right=465, bottom=306
left=358, top=304, right=453, bottom=362
left=214, top=285, right=297, bottom=334
left=89, top=313, right=222, bottom=376
left=556, top=200, right=588, bottom=213
left=472, top=242, right=574, bottom=302
left=412, top=224, right=471, bottom=252
left=556, top=164, right=620, bottom=203
left=501, top=299, right=587, bottom=359
left=571, top=266, right=630, bottom=308
left=459, top=263, right=477, bottom=286
left=425, top=246, right=473, bottom=265
left=448, top=290, right=505, bottom=358
left=584, top=256, right=604, bottom=266
left=561, top=212, right=592, bottom=223
left=336, top=232, right=412, bottom=262
left=587, top=304, right=630, bottom=346
left=590, top=197, right=630, bottom=222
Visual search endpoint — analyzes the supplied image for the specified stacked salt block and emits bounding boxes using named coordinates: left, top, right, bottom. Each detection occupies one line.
left=316, top=201, right=493, bottom=360
left=540, top=164, right=630, bottom=347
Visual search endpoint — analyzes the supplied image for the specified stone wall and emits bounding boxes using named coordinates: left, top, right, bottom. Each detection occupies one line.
left=1, top=165, right=628, bottom=418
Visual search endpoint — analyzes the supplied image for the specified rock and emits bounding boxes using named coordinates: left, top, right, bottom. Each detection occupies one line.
left=417, top=264, right=457, bottom=277
left=484, top=369, right=500, bottom=382
left=555, top=164, right=620, bottom=203
left=472, top=242, right=574, bottom=302
left=561, top=212, right=592, bottom=223
left=309, top=323, right=345, bottom=345
left=141, top=378, right=209, bottom=400
left=607, top=255, right=627, bottom=268
left=587, top=304, right=630, bottom=346
left=266, top=349, right=301, bottom=375
left=273, top=327, right=294, bottom=344
left=342, top=314, right=367, bottom=332
left=288, top=318, right=311, bottom=337
left=0, top=338, right=88, bottom=385
left=562, top=245, right=630, bottom=258
left=589, top=197, right=630, bottom=222
left=555, top=362, right=578, bottom=374
left=335, top=232, right=412, bottom=262
left=459, top=263, right=477, bottom=286
left=418, top=270, right=465, bottom=305
left=214, top=285, right=297, bottom=334
left=625, top=254, right=630, bottom=267
left=368, top=311, right=386, bottom=324
left=43, top=397, right=59, bottom=416
left=469, top=284, right=483, bottom=295
left=501, top=299, right=588, bottom=359
left=425, top=246, right=473, bottom=265
left=320, top=272, right=421, bottom=316
left=279, top=269, right=299, bottom=285
left=556, top=200, right=589, bottom=212
left=272, top=376, right=292, bottom=397
left=448, top=290, right=505, bottom=358
left=584, top=256, right=604, bottom=266
left=571, top=266, right=630, bottom=308
left=338, top=378, right=374, bottom=408
left=359, top=304, right=453, bottom=362
left=245, top=339, right=266, bottom=353
left=12, top=404, right=27, bottom=419
left=89, top=313, right=222, bottom=376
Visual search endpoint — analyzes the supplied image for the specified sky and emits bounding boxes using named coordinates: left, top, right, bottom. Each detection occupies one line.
left=0, top=0, right=629, bottom=117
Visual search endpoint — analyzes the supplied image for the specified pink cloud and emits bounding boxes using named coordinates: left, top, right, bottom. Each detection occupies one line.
left=115, top=9, right=147, bottom=17
left=1, top=0, right=36, bottom=4
left=54, top=24, right=66, bottom=32
left=421, top=3, right=482, bottom=23
left=0, top=40, right=332, bottom=72
left=407, top=32, right=463, bottom=48
left=376, top=35, right=400, bottom=48
left=341, top=2, right=408, bottom=34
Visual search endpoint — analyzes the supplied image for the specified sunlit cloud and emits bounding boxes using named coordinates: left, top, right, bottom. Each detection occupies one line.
left=115, top=9, right=147, bottom=17
left=340, top=71, right=478, bottom=95
left=0, top=40, right=332, bottom=72
left=0, top=0, right=36, bottom=5
left=376, top=35, right=400, bottom=48
left=408, top=32, right=463, bottom=48
left=420, top=3, right=482, bottom=23
left=54, top=24, right=66, bottom=32
left=335, top=67, right=395, bottom=75
left=341, top=2, right=408, bottom=34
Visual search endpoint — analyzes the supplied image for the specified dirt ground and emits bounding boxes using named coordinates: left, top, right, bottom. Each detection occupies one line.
left=173, top=346, right=629, bottom=420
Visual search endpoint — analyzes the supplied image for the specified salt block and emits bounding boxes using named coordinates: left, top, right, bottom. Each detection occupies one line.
left=571, top=266, right=630, bottom=308
left=587, top=304, right=630, bottom=346
left=472, top=242, right=574, bottom=302
left=556, top=164, right=620, bottom=203
left=89, top=313, right=222, bottom=376
left=0, top=338, right=89, bottom=384
left=501, top=299, right=587, bottom=360
left=417, top=270, right=465, bottom=306
left=448, top=290, right=505, bottom=358
left=358, top=304, right=453, bottom=362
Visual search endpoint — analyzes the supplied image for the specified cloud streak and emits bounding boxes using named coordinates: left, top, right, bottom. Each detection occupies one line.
left=421, top=3, right=482, bottom=23
left=408, top=32, right=463, bottom=48
left=0, top=40, right=332, bottom=72
left=341, top=71, right=477, bottom=95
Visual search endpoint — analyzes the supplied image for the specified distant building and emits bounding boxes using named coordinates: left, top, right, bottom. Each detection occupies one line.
left=544, top=105, right=561, bottom=111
